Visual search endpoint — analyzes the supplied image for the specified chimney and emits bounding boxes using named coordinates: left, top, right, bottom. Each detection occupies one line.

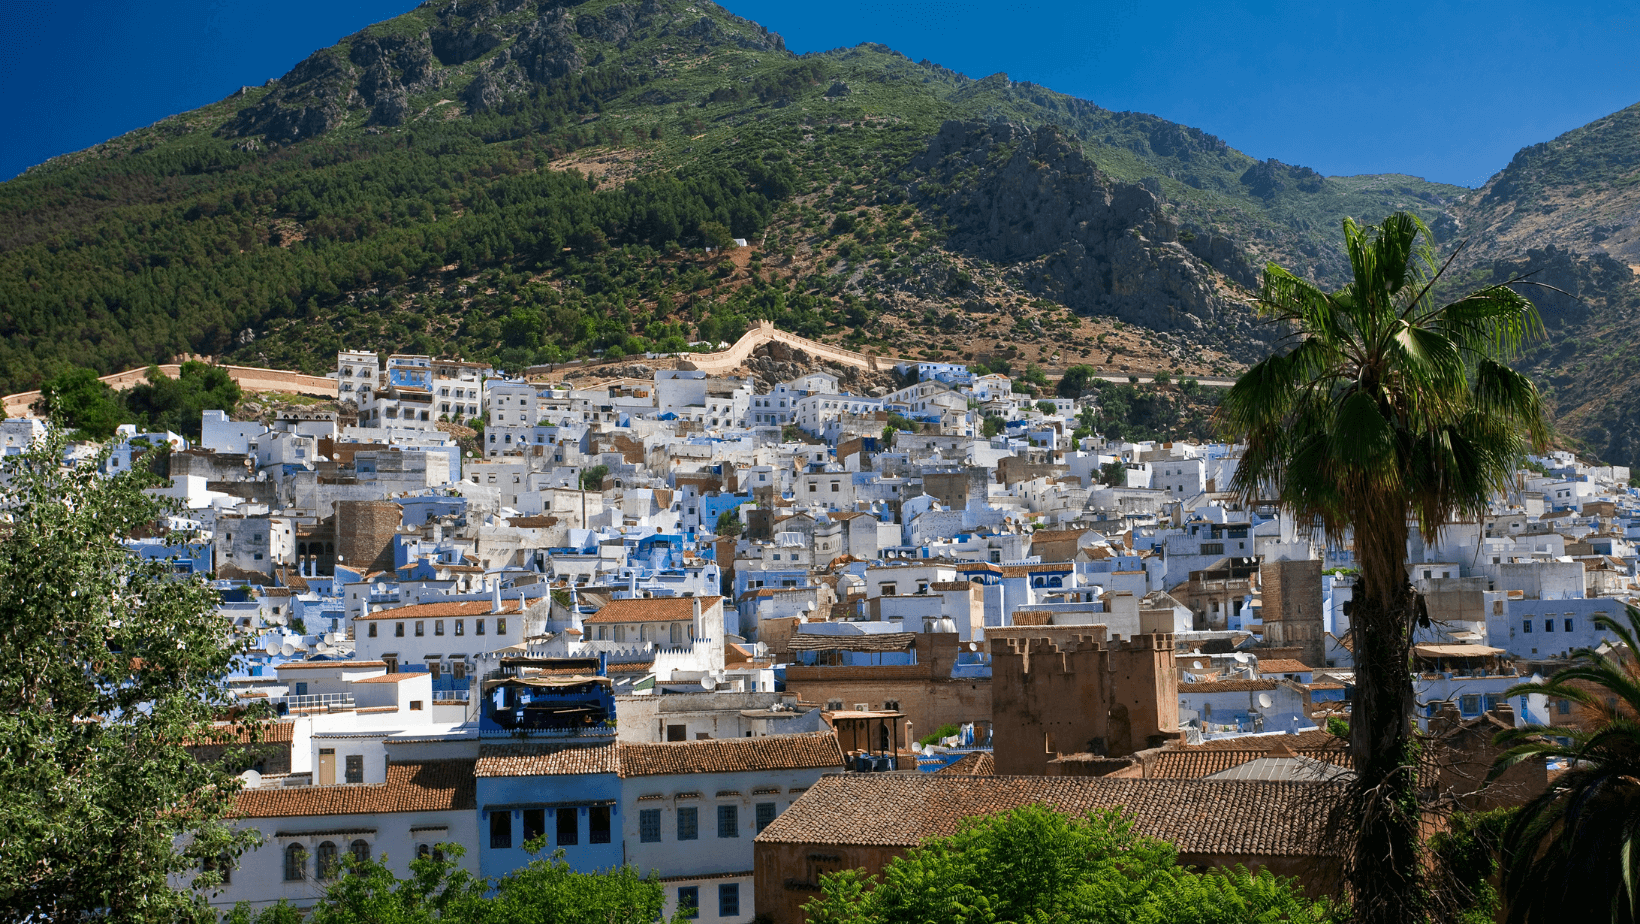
left=492, top=578, right=502, bottom=614
left=1489, top=701, right=1517, bottom=726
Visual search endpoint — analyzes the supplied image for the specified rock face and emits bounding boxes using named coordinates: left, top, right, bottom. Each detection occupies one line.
left=225, top=48, right=360, bottom=143
left=910, top=121, right=1260, bottom=344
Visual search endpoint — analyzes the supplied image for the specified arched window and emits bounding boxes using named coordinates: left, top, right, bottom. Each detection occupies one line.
left=316, top=841, right=338, bottom=880
left=417, top=843, right=431, bottom=859
left=283, top=843, right=307, bottom=881
left=350, top=839, right=371, bottom=868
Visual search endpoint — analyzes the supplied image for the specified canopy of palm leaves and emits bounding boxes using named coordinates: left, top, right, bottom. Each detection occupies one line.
left=1217, top=211, right=1548, bottom=924
left=1219, top=212, right=1547, bottom=604
left=1492, top=604, right=1640, bottom=924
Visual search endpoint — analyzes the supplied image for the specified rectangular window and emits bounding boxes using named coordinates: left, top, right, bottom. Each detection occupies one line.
left=1459, top=694, right=1481, bottom=715
left=1566, top=618, right=1574, bottom=633
left=556, top=807, right=578, bottom=846
left=455, top=620, right=464, bottom=636
left=719, top=883, right=740, bottom=918
left=344, top=754, right=363, bottom=784
left=717, top=804, right=739, bottom=838
left=677, top=886, right=699, bottom=920
left=1558, top=699, right=1571, bottom=715
left=430, top=662, right=442, bottom=680
left=453, top=662, right=467, bottom=681
left=435, top=620, right=445, bottom=636
left=476, top=619, right=485, bottom=635
left=640, top=809, right=662, bottom=843
left=409, top=700, right=423, bottom=711
left=589, top=805, right=611, bottom=844
left=367, top=623, right=377, bottom=638
left=384, top=656, right=398, bottom=673
left=667, top=724, right=687, bottom=742
left=1545, top=619, right=1555, bottom=633
left=677, top=807, right=698, bottom=841
left=415, top=621, right=425, bottom=637
left=1523, top=620, right=1533, bottom=633
left=395, top=622, right=405, bottom=637
left=522, top=808, right=545, bottom=845
left=490, top=811, right=512, bottom=849
left=755, top=802, right=777, bottom=833
left=497, top=618, right=507, bottom=635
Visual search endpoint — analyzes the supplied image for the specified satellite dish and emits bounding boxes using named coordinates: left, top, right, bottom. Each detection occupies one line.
left=240, top=769, right=263, bottom=789
left=968, top=642, right=978, bottom=652
left=1233, top=652, right=1250, bottom=663
left=264, top=638, right=281, bottom=656
left=1257, top=693, right=1274, bottom=709
left=315, top=641, right=331, bottom=654
left=700, top=676, right=716, bottom=691
left=280, top=642, right=295, bottom=657
left=272, top=614, right=288, bottom=626
left=1192, top=661, right=1203, bottom=670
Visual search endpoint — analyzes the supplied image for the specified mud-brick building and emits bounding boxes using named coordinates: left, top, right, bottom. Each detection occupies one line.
left=986, top=625, right=1179, bottom=775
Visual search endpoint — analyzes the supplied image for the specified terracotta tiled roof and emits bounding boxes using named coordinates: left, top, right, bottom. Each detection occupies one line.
left=277, top=660, right=388, bottom=671
left=186, top=721, right=296, bottom=747
left=618, top=731, right=844, bottom=778
left=234, top=760, right=475, bottom=818
left=356, top=599, right=521, bottom=621
left=998, top=562, right=1075, bottom=577
left=1257, top=659, right=1313, bottom=674
left=754, top=775, right=1337, bottom=857
left=351, top=672, right=428, bottom=684
left=584, top=596, right=723, bottom=625
left=1182, top=730, right=1342, bottom=751
left=1179, top=678, right=1280, bottom=693
left=935, top=752, right=995, bottom=775
left=1145, top=748, right=1350, bottom=779
left=475, top=742, right=620, bottom=778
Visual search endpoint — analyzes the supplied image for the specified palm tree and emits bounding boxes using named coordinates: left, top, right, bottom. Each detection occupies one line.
left=1217, top=212, right=1548, bottom=923
left=1490, top=605, right=1640, bottom=923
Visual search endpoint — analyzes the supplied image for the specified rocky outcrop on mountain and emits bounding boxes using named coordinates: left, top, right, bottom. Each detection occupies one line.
left=224, top=48, right=360, bottom=144
left=908, top=120, right=1262, bottom=348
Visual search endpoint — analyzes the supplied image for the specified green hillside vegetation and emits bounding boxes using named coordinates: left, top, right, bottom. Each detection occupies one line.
left=0, top=0, right=1468, bottom=396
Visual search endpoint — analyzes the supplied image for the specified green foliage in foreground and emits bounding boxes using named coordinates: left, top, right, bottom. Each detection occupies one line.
left=0, top=428, right=258, bottom=922
left=802, top=804, right=1334, bottom=924
left=1492, top=604, right=1640, bottom=924
left=225, top=843, right=681, bottom=924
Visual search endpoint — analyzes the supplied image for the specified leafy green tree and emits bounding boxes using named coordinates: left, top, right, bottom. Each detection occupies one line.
left=37, top=366, right=127, bottom=440
left=1035, top=400, right=1059, bottom=416
left=1489, top=604, right=1640, bottom=923
left=1218, top=213, right=1548, bottom=924
left=714, top=508, right=744, bottom=538
left=1100, top=459, right=1127, bottom=487
left=0, top=427, right=259, bottom=921
left=1427, top=807, right=1513, bottom=924
left=124, top=361, right=243, bottom=440
left=981, top=415, right=1005, bottom=438
left=1058, top=364, right=1097, bottom=398
left=228, top=843, right=678, bottom=924
left=579, top=464, right=610, bottom=492
left=698, top=221, right=734, bottom=252
left=802, top=805, right=1329, bottom=924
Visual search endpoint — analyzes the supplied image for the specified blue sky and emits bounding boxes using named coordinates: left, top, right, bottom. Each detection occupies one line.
left=2, top=0, right=1636, bottom=185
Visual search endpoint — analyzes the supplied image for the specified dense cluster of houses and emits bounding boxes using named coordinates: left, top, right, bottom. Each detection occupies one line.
left=5, top=348, right=1637, bottom=921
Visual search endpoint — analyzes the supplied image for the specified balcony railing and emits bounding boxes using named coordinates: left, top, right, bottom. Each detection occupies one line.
left=275, top=692, right=355, bottom=714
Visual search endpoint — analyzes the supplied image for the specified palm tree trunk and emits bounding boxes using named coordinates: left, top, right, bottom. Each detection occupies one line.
left=1348, top=516, right=1425, bottom=923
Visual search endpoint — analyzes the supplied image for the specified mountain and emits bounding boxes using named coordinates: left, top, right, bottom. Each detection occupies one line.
left=0, top=0, right=1632, bottom=464
left=1445, top=102, right=1640, bottom=467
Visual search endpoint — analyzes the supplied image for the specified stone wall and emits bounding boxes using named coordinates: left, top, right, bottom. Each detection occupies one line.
left=1259, top=559, right=1325, bottom=667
